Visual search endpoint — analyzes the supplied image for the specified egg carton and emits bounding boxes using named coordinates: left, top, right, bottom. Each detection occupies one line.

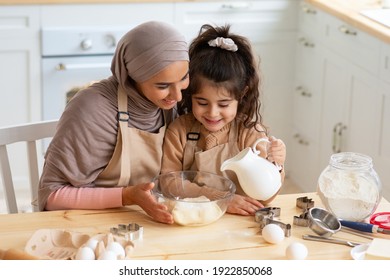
left=25, top=229, right=90, bottom=260
left=24, top=224, right=142, bottom=260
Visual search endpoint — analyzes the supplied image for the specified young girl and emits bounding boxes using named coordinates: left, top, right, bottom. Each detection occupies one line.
left=161, top=24, right=286, bottom=216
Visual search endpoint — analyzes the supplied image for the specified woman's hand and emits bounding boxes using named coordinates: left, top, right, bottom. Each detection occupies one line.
left=226, top=194, right=263, bottom=216
left=122, top=182, right=174, bottom=224
left=267, top=136, right=286, bottom=167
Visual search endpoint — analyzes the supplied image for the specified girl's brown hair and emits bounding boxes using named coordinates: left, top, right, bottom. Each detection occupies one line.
left=179, top=24, right=266, bottom=132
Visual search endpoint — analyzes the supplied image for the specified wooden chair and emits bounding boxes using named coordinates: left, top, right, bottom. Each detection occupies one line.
left=0, top=120, right=58, bottom=213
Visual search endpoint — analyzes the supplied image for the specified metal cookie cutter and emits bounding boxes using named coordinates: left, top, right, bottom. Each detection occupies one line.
left=293, top=209, right=310, bottom=227
left=296, top=196, right=314, bottom=209
left=110, top=223, right=143, bottom=241
left=255, top=207, right=281, bottom=222
left=293, top=196, right=315, bottom=227
left=255, top=207, right=291, bottom=237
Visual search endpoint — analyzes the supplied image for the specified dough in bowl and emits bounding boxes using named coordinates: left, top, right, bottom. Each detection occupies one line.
left=172, top=196, right=223, bottom=226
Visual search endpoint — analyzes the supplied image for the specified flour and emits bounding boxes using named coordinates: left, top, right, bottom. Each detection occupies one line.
left=171, top=196, right=223, bottom=226
left=318, top=169, right=379, bottom=221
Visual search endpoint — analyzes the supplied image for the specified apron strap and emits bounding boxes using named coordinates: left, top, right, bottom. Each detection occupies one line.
left=117, top=88, right=131, bottom=186
left=186, top=121, right=201, bottom=145
left=182, top=120, right=201, bottom=169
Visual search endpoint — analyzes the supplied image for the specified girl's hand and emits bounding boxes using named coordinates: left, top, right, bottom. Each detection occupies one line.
left=122, top=182, right=174, bottom=224
left=226, top=194, right=264, bottom=216
left=267, top=136, right=286, bottom=167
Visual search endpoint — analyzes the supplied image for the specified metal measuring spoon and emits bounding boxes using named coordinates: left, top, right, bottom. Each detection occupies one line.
left=302, top=234, right=362, bottom=247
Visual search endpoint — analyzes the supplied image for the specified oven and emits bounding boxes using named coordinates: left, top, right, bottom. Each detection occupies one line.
left=41, top=26, right=129, bottom=121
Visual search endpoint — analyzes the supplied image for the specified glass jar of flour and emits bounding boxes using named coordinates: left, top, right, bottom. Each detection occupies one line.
left=317, top=152, right=382, bottom=222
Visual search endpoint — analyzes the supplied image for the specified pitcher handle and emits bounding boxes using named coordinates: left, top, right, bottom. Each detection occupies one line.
left=252, top=138, right=282, bottom=171
left=251, top=138, right=269, bottom=155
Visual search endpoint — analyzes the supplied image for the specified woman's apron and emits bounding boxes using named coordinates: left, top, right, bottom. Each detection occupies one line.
left=94, top=88, right=166, bottom=187
left=182, top=120, right=245, bottom=195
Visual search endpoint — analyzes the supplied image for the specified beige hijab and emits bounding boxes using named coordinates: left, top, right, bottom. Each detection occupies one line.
left=38, top=21, right=189, bottom=210
left=111, top=21, right=189, bottom=131
left=113, top=21, right=188, bottom=84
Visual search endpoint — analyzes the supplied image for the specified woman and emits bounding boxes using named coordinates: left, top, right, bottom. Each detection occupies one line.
left=38, top=21, right=189, bottom=224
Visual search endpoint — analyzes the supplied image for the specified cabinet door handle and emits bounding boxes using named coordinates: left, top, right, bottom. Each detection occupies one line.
left=332, top=122, right=347, bottom=153
left=221, top=2, right=250, bottom=10
left=294, top=133, right=309, bottom=146
left=302, top=5, right=317, bottom=14
left=299, top=139, right=309, bottom=145
left=296, top=86, right=312, bottom=97
left=332, top=123, right=341, bottom=153
left=339, top=124, right=347, bottom=150
left=298, top=37, right=315, bottom=48
left=55, top=63, right=110, bottom=71
left=338, top=25, right=357, bottom=36
left=301, top=91, right=312, bottom=97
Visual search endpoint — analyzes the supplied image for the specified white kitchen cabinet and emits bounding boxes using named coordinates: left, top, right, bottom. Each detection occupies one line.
left=318, top=47, right=350, bottom=166
left=318, top=48, right=381, bottom=165
left=323, top=12, right=390, bottom=200
left=0, top=6, right=41, bottom=195
left=380, top=43, right=390, bottom=85
left=174, top=1, right=298, bottom=41
left=0, top=6, right=41, bottom=125
left=291, top=1, right=390, bottom=200
left=174, top=0, right=299, bottom=156
left=289, top=2, right=324, bottom=191
left=317, top=14, right=386, bottom=193
left=40, top=3, right=174, bottom=27
left=324, top=13, right=381, bottom=77
left=289, top=40, right=323, bottom=191
left=375, top=82, right=390, bottom=200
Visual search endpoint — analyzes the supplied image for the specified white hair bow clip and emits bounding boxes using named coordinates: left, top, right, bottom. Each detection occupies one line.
left=208, top=37, right=238, bottom=52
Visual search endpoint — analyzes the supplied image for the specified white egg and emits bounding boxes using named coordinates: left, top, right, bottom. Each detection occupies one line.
left=261, top=224, right=285, bottom=244
left=84, top=238, right=99, bottom=251
left=106, top=241, right=125, bottom=258
left=98, top=250, right=117, bottom=260
left=285, top=242, right=308, bottom=260
left=75, top=246, right=96, bottom=260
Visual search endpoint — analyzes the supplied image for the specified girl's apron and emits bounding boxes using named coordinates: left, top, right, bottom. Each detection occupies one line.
left=95, top=88, right=165, bottom=187
left=182, top=120, right=245, bottom=195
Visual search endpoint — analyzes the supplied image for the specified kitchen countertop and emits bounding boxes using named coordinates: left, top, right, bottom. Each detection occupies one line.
left=1, top=0, right=389, bottom=44
left=0, top=192, right=389, bottom=260
left=306, top=0, right=390, bottom=44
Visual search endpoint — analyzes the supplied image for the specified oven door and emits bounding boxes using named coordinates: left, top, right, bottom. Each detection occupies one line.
left=42, top=55, right=113, bottom=121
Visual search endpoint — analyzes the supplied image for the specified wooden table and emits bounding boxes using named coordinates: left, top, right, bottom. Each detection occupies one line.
left=1, top=192, right=389, bottom=260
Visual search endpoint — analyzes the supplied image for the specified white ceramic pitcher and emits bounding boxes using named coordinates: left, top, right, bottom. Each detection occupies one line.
left=220, top=138, right=281, bottom=201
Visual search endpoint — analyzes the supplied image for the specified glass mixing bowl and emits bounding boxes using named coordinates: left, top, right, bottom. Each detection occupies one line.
left=152, top=171, right=236, bottom=226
